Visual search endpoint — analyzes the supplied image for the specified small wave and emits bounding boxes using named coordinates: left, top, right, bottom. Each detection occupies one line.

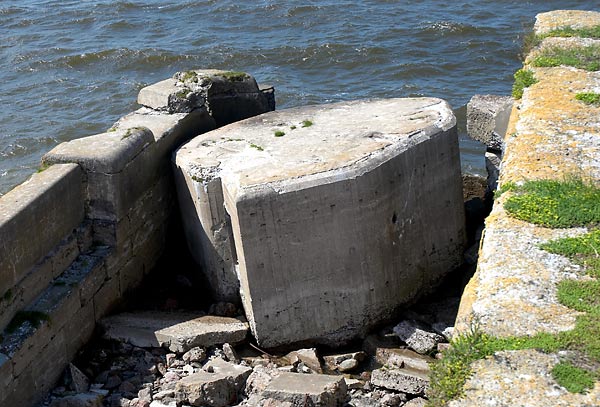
left=419, top=21, right=482, bottom=36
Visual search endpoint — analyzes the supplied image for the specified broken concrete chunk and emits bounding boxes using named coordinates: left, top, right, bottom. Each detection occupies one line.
left=371, top=367, right=429, bottom=395
left=64, top=363, right=90, bottom=393
left=374, top=347, right=433, bottom=372
left=100, top=311, right=248, bottom=352
left=404, top=397, right=428, bottom=407
left=175, top=358, right=251, bottom=407
left=261, top=372, right=348, bottom=407
left=174, top=98, right=465, bottom=347
left=466, top=94, right=513, bottom=152
left=393, top=320, right=445, bottom=354
left=286, top=348, right=323, bottom=373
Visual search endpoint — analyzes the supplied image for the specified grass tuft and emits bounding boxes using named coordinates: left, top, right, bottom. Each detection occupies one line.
left=512, top=69, right=537, bottom=99
left=576, top=92, right=600, bottom=106
left=531, top=45, right=600, bottom=71
left=301, top=120, right=313, bottom=128
left=503, top=178, right=600, bottom=228
left=274, top=130, right=285, bottom=137
left=543, top=26, right=600, bottom=40
left=552, top=362, right=596, bottom=393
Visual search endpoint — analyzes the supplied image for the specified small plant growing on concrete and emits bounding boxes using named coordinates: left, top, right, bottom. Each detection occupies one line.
left=575, top=92, right=600, bottom=106
left=552, top=362, right=597, bottom=394
left=274, top=130, right=285, bottom=137
left=250, top=143, right=264, bottom=151
left=531, top=45, right=600, bottom=71
left=512, top=69, right=537, bottom=99
left=301, top=120, right=313, bottom=128
left=36, top=163, right=51, bottom=173
left=502, top=178, right=600, bottom=228
left=219, top=71, right=249, bottom=82
left=290, top=125, right=297, bottom=130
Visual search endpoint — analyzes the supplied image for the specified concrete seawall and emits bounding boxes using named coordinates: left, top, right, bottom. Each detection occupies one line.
left=0, top=70, right=273, bottom=406
left=453, top=10, right=600, bottom=405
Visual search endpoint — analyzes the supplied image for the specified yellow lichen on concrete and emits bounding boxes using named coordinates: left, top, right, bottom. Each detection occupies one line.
left=501, top=66, right=600, bottom=184
left=534, top=10, right=600, bottom=35
left=449, top=350, right=600, bottom=407
left=454, top=10, right=600, bottom=406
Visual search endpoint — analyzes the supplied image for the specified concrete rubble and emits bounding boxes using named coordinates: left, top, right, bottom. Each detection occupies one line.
left=174, top=97, right=466, bottom=347
left=41, top=299, right=453, bottom=407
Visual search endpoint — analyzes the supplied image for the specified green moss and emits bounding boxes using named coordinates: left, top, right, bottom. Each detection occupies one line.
left=512, top=69, right=538, bottom=99
left=541, top=230, right=600, bottom=257
left=274, top=130, right=285, bottom=137
left=503, top=178, right=600, bottom=228
left=181, top=70, right=198, bottom=82
left=301, top=120, right=313, bottom=128
left=191, top=175, right=204, bottom=183
left=542, top=25, right=600, bottom=40
left=531, top=45, right=600, bottom=71
left=494, top=181, right=516, bottom=200
left=6, top=311, right=51, bottom=333
left=576, top=92, right=600, bottom=106
left=250, top=143, right=264, bottom=151
left=219, top=71, right=249, bottom=82
left=107, top=126, right=117, bottom=132
left=552, top=362, right=597, bottom=393
left=290, top=125, right=297, bottom=130
left=36, top=163, right=51, bottom=173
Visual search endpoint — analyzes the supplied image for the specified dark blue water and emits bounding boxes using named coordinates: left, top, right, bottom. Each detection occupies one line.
left=0, top=1, right=596, bottom=195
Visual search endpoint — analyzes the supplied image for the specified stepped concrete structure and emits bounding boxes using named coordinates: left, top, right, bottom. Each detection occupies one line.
left=454, top=10, right=600, bottom=406
left=174, top=98, right=466, bottom=347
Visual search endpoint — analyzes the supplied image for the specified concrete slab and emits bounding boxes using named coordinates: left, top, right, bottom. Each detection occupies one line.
left=174, top=98, right=465, bottom=347
left=99, top=311, right=248, bottom=352
left=261, top=372, right=347, bottom=407
left=371, top=366, right=429, bottom=395
left=175, top=358, right=251, bottom=407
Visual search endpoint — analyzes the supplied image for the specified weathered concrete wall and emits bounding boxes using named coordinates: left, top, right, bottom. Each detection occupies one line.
left=175, top=98, right=466, bottom=347
left=0, top=69, right=273, bottom=407
left=453, top=10, right=600, bottom=406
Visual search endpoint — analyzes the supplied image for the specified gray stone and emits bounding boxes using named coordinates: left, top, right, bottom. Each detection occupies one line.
left=244, top=365, right=279, bottom=395
left=466, top=94, right=513, bottom=152
left=404, top=397, right=427, bottom=407
left=485, top=151, right=501, bottom=191
left=338, top=359, right=359, bottom=372
left=286, top=348, right=322, bottom=373
left=65, top=363, right=90, bottom=393
left=175, top=358, right=251, bottom=407
left=100, top=311, right=248, bottom=352
left=393, top=320, right=445, bottom=354
left=371, top=367, right=429, bottom=395
left=49, top=393, right=104, bottom=407
left=374, top=347, right=433, bottom=371
left=182, top=347, right=207, bottom=364
left=174, top=98, right=465, bottom=347
left=222, top=343, right=239, bottom=363
left=261, top=372, right=348, bottom=407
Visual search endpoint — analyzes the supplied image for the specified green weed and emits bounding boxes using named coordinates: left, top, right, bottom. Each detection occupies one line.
left=575, top=92, right=600, bottom=106
left=531, top=45, right=600, bottom=71
left=503, top=178, right=600, bottom=228
left=512, top=69, right=537, bottom=99
left=552, top=362, right=597, bottom=394
left=301, top=120, right=313, bottom=128
left=274, top=130, right=285, bottom=137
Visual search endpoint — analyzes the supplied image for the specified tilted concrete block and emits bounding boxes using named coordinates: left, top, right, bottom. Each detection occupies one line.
left=466, top=94, right=513, bottom=152
left=138, top=70, right=273, bottom=126
left=0, top=164, right=84, bottom=306
left=174, top=98, right=466, bottom=347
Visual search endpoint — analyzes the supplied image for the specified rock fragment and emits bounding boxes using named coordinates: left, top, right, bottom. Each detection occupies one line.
left=261, top=372, right=348, bottom=407
left=371, top=367, right=429, bottom=395
left=392, top=320, right=444, bottom=354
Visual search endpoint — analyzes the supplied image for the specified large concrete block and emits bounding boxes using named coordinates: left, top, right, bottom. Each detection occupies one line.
left=174, top=98, right=466, bottom=347
left=0, top=164, right=84, bottom=307
left=138, top=69, right=274, bottom=126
